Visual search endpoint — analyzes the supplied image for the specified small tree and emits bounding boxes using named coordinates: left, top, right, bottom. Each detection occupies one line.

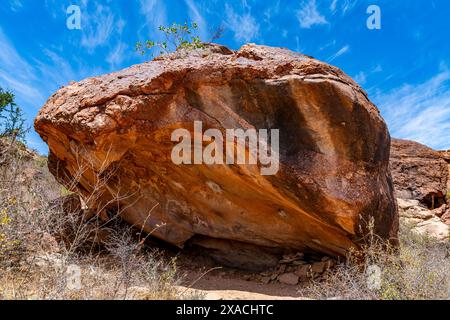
left=136, top=22, right=205, bottom=57
left=0, top=87, right=27, bottom=141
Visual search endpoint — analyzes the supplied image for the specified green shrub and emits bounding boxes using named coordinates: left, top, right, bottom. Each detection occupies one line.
left=0, top=87, right=27, bottom=141
left=136, top=22, right=205, bottom=57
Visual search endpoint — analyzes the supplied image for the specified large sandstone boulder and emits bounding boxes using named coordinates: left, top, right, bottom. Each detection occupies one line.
left=390, top=139, right=448, bottom=208
left=35, top=44, right=398, bottom=264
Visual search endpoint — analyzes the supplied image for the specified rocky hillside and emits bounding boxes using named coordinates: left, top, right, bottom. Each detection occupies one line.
left=390, top=139, right=449, bottom=240
left=390, top=138, right=448, bottom=208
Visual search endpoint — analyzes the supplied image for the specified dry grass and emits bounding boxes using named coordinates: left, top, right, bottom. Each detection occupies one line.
left=0, top=138, right=198, bottom=300
left=299, top=219, right=450, bottom=300
left=1, top=137, right=448, bottom=300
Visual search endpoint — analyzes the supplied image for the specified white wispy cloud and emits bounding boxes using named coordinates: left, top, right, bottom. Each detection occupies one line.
left=0, top=27, right=53, bottom=153
left=374, top=71, right=450, bottom=150
left=35, top=49, right=78, bottom=86
left=0, top=27, right=44, bottom=104
left=295, top=36, right=302, bottom=53
left=263, top=0, right=280, bottom=28
left=75, top=2, right=128, bottom=69
left=0, top=73, right=43, bottom=104
left=185, top=0, right=208, bottom=41
left=9, top=0, right=23, bottom=12
left=353, top=64, right=383, bottom=85
left=107, top=42, right=127, bottom=68
left=296, top=0, right=328, bottom=29
left=330, top=0, right=338, bottom=12
left=372, top=64, right=383, bottom=73
left=0, top=25, right=106, bottom=154
left=225, top=4, right=260, bottom=43
left=327, top=45, right=350, bottom=62
left=81, top=4, right=115, bottom=51
left=0, top=29, right=34, bottom=77
left=43, top=0, right=65, bottom=19
left=341, top=0, right=358, bottom=16
left=139, top=0, right=167, bottom=38
left=329, top=0, right=358, bottom=16
left=116, top=18, right=126, bottom=34
left=354, top=71, right=367, bottom=85
left=319, top=39, right=336, bottom=51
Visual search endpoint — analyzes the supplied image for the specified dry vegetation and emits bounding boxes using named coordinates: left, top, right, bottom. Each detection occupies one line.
left=299, top=221, right=449, bottom=300
left=0, top=137, right=448, bottom=300
left=0, top=137, right=200, bottom=300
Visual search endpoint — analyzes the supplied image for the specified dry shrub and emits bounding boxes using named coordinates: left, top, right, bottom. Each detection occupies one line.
left=0, top=138, right=196, bottom=300
left=3, top=137, right=448, bottom=300
left=299, top=218, right=450, bottom=300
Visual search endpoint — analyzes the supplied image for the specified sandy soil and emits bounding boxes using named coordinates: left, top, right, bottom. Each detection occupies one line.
left=175, top=250, right=309, bottom=300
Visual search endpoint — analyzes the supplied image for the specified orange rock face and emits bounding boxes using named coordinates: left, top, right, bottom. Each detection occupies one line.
left=438, top=150, right=450, bottom=194
left=390, top=139, right=448, bottom=208
left=35, top=44, right=398, bottom=262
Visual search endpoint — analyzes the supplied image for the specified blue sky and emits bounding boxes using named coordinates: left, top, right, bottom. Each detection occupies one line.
left=0, top=0, right=449, bottom=154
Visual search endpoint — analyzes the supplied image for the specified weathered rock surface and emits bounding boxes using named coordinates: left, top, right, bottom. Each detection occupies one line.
left=397, top=198, right=434, bottom=221
left=277, top=272, right=299, bottom=285
left=439, top=150, right=450, bottom=194
left=441, top=210, right=450, bottom=225
left=390, top=139, right=448, bottom=208
left=397, top=198, right=449, bottom=240
left=413, top=217, right=449, bottom=241
left=258, top=253, right=335, bottom=285
left=35, top=44, right=398, bottom=264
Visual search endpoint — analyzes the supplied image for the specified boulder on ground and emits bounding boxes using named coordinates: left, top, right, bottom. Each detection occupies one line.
left=277, top=273, right=299, bottom=285
left=35, top=44, right=398, bottom=266
left=413, top=217, right=449, bottom=241
left=397, top=198, right=434, bottom=221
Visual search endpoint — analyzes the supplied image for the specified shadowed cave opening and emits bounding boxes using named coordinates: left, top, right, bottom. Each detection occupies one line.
left=422, top=192, right=446, bottom=210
